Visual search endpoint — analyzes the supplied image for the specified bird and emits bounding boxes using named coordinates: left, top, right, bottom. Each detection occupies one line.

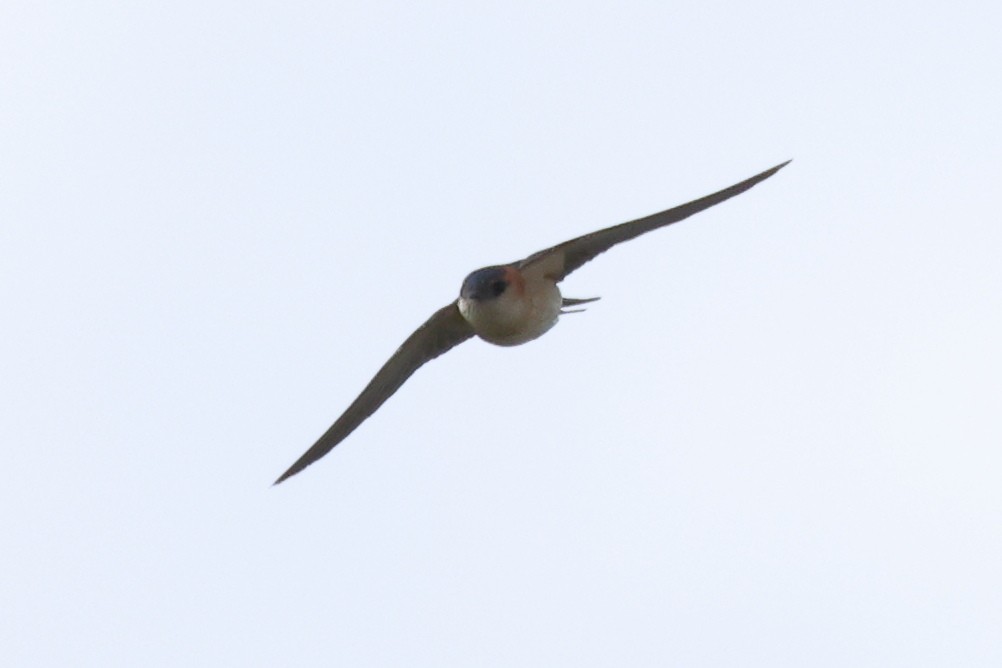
left=274, top=160, right=790, bottom=484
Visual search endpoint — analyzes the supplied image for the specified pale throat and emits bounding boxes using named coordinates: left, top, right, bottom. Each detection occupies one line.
left=459, top=280, right=562, bottom=347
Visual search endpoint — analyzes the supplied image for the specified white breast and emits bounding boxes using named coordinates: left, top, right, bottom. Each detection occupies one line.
left=458, top=279, right=563, bottom=347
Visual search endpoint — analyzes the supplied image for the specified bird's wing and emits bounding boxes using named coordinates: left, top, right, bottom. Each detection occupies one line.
left=274, top=302, right=474, bottom=484
left=518, top=160, right=790, bottom=282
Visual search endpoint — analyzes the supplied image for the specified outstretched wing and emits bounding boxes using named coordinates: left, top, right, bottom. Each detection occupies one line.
left=518, top=161, right=790, bottom=282
left=275, top=302, right=474, bottom=484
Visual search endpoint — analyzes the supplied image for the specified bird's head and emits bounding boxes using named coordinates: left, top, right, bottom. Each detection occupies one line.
left=459, top=265, right=521, bottom=302
left=458, top=265, right=541, bottom=345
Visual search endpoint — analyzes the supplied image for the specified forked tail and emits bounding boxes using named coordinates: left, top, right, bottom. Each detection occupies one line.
left=561, top=296, right=600, bottom=314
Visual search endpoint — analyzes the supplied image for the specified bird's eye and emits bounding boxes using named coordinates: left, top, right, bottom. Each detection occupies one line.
left=491, top=280, right=507, bottom=297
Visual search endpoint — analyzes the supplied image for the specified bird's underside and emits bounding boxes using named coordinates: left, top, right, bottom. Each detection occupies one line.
left=274, top=160, right=790, bottom=484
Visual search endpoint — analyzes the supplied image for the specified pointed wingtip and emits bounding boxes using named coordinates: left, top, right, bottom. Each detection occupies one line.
left=748, top=159, right=792, bottom=187
left=272, top=466, right=296, bottom=487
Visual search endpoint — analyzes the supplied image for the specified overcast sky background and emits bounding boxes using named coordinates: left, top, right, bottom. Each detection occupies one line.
left=3, top=1, right=1000, bottom=666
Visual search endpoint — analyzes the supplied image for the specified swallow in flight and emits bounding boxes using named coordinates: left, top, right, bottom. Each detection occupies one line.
left=275, top=160, right=789, bottom=483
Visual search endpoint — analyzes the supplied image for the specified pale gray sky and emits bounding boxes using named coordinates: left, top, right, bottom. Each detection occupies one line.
left=2, top=1, right=1000, bottom=666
